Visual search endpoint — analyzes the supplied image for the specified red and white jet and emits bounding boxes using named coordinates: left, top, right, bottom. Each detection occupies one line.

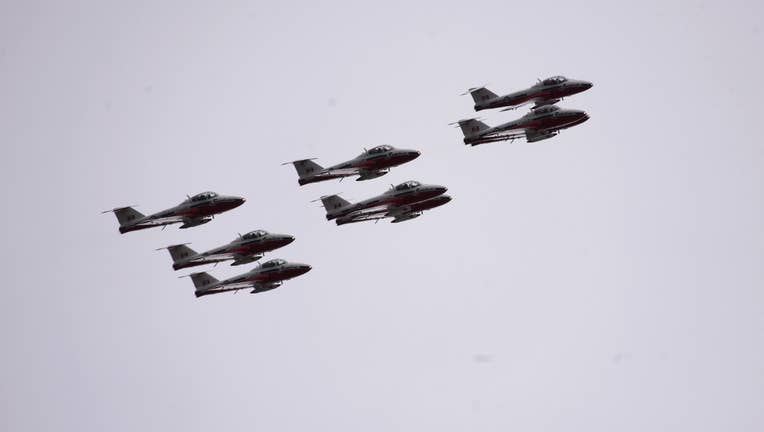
left=285, top=145, right=421, bottom=186
left=184, top=258, right=312, bottom=298
left=318, top=180, right=448, bottom=224
left=454, top=104, right=589, bottom=145
left=158, top=230, right=296, bottom=270
left=335, top=195, right=452, bottom=225
left=466, top=76, right=592, bottom=111
left=103, top=191, right=245, bottom=234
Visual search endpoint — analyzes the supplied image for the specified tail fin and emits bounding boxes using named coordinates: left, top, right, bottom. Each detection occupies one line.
left=467, top=87, right=498, bottom=104
left=188, top=272, right=219, bottom=292
left=319, top=195, right=351, bottom=219
left=109, top=206, right=145, bottom=227
left=455, top=119, right=490, bottom=138
left=289, top=159, right=324, bottom=179
left=159, top=244, right=199, bottom=269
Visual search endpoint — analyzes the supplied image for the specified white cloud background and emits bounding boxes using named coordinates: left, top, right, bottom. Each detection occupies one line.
left=2, top=1, right=762, bottom=431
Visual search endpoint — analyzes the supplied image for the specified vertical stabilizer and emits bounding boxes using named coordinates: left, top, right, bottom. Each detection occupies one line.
left=112, top=206, right=144, bottom=226
left=289, top=159, right=325, bottom=185
left=319, top=195, right=352, bottom=219
left=467, top=87, right=498, bottom=105
left=188, top=272, right=219, bottom=295
left=456, top=119, right=490, bottom=138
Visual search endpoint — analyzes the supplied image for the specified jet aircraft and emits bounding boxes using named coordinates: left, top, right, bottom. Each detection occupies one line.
left=318, top=180, right=448, bottom=223
left=454, top=105, right=589, bottom=145
left=285, top=145, right=421, bottom=186
left=466, top=76, right=592, bottom=111
left=103, top=191, right=245, bottom=234
left=184, top=258, right=312, bottom=297
left=159, top=230, right=296, bottom=270
left=335, top=195, right=452, bottom=225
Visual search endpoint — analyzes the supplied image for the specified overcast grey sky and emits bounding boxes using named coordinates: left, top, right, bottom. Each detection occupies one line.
left=2, top=1, right=763, bottom=431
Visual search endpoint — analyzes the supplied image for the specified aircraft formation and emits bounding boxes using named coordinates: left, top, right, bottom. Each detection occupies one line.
left=104, top=75, right=591, bottom=299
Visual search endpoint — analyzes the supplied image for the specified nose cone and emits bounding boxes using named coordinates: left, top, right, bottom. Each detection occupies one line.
left=434, top=185, right=448, bottom=196
left=428, top=194, right=452, bottom=208
left=232, top=196, right=246, bottom=207
left=295, top=263, right=312, bottom=275
left=398, top=149, right=421, bottom=163
left=569, top=111, right=590, bottom=127
left=582, top=81, right=593, bottom=90
left=283, top=235, right=296, bottom=245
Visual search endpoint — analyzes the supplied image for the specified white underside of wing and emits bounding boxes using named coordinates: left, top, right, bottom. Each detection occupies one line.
left=317, top=168, right=360, bottom=177
left=196, top=252, right=237, bottom=261
left=200, top=281, right=255, bottom=295
left=140, top=215, right=185, bottom=226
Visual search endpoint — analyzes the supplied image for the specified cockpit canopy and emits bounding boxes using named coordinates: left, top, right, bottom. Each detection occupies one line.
left=394, top=180, right=421, bottom=191
left=242, top=230, right=267, bottom=240
left=540, top=76, right=567, bottom=86
left=366, top=145, right=393, bottom=155
left=189, top=191, right=218, bottom=202
left=533, top=105, right=560, bottom=114
left=261, top=258, right=286, bottom=269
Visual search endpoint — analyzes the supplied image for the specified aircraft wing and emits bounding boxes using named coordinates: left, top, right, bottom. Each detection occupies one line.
left=305, top=168, right=361, bottom=181
left=335, top=205, right=391, bottom=225
left=337, top=201, right=428, bottom=224
left=145, top=213, right=188, bottom=225
left=128, top=216, right=184, bottom=229
left=500, top=97, right=560, bottom=111
left=182, top=252, right=236, bottom=265
left=469, top=130, right=526, bottom=145
left=196, top=247, right=239, bottom=261
left=489, top=123, right=525, bottom=135
left=200, top=279, right=284, bottom=295
left=348, top=203, right=391, bottom=217
left=323, top=168, right=362, bottom=176
left=198, top=281, right=256, bottom=295
left=336, top=212, right=388, bottom=224
left=338, top=204, right=432, bottom=225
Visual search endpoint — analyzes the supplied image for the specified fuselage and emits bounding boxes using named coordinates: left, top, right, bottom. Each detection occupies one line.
left=491, top=108, right=589, bottom=136
left=328, top=182, right=448, bottom=220
left=173, top=233, right=295, bottom=270
left=297, top=147, right=420, bottom=186
left=211, top=234, right=294, bottom=258
left=329, top=148, right=420, bottom=172
left=151, top=194, right=245, bottom=221
left=475, top=79, right=593, bottom=111
left=335, top=194, right=452, bottom=225
left=196, top=261, right=312, bottom=297
left=117, top=192, right=244, bottom=234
